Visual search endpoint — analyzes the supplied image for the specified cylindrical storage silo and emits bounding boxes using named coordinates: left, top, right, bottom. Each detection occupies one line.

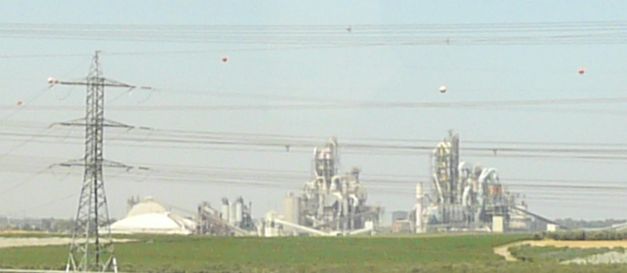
left=415, top=183, right=424, bottom=233
left=283, top=193, right=301, bottom=225
left=221, top=198, right=230, bottom=222
left=234, top=199, right=243, bottom=225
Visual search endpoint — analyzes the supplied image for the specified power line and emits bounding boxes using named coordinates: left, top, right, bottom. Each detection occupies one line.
left=4, top=126, right=627, bottom=162
left=3, top=94, right=627, bottom=112
left=5, top=158, right=620, bottom=192
left=2, top=21, right=627, bottom=46
left=0, top=167, right=50, bottom=197
left=5, top=128, right=627, bottom=156
left=2, top=153, right=624, bottom=194
left=2, top=122, right=626, bottom=150
left=0, top=53, right=92, bottom=59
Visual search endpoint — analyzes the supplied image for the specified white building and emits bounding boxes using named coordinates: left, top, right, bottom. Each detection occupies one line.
left=110, top=197, right=195, bottom=235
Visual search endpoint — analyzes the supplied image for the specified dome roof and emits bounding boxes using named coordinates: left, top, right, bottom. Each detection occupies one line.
left=127, top=197, right=167, bottom=217
left=110, top=197, right=196, bottom=235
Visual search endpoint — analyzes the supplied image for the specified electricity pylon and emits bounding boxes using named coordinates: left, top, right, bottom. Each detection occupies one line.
left=48, top=51, right=149, bottom=272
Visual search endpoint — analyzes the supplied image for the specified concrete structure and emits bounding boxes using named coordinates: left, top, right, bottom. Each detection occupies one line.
left=416, top=131, right=532, bottom=232
left=221, top=198, right=230, bottom=222
left=391, top=219, right=412, bottom=233
left=547, top=223, right=558, bottom=232
left=196, top=197, right=256, bottom=236
left=265, top=138, right=381, bottom=236
left=492, top=216, right=504, bottom=233
left=110, top=197, right=195, bottom=235
left=391, top=211, right=408, bottom=223
left=414, top=183, right=425, bottom=233
left=283, top=192, right=301, bottom=224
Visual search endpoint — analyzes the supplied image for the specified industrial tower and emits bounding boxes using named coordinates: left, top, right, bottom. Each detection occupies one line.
left=49, top=51, right=144, bottom=272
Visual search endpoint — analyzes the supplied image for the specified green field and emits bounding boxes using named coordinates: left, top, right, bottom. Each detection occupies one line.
left=0, top=234, right=626, bottom=273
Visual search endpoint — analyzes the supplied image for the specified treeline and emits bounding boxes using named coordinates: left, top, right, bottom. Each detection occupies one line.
left=535, top=230, right=627, bottom=241
left=555, top=218, right=627, bottom=229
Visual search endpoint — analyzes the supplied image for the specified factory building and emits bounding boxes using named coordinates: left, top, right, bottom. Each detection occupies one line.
left=196, top=197, right=256, bottom=236
left=414, top=131, right=531, bottom=233
left=263, top=137, right=381, bottom=236
left=391, top=211, right=409, bottom=223
left=110, top=197, right=196, bottom=235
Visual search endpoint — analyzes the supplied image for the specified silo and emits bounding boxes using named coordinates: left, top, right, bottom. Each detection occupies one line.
left=221, top=198, right=230, bottom=222
left=283, top=192, right=301, bottom=224
left=234, top=197, right=244, bottom=225
left=415, top=183, right=424, bottom=233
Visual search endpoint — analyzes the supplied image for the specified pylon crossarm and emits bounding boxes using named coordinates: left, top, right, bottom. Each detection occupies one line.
left=48, top=76, right=152, bottom=90
left=53, top=122, right=133, bottom=128
left=49, top=79, right=133, bottom=88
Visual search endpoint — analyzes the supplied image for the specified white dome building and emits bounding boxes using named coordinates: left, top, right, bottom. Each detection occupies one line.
left=110, top=197, right=196, bottom=235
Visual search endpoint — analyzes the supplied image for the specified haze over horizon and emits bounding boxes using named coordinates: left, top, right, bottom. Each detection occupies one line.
left=0, top=1, right=626, bottom=221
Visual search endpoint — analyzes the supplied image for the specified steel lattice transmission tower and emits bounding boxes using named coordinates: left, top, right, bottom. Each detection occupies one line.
left=49, top=51, right=149, bottom=272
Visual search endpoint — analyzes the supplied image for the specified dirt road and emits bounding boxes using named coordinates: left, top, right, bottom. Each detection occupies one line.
left=494, top=240, right=627, bottom=262
left=0, top=237, right=133, bottom=249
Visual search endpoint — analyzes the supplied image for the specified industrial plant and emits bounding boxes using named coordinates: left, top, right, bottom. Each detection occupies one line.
left=261, top=138, right=382, bottom=236
left=3, top=8, right=626, bottom=272
left=106, top=133, right=547, bottom=237
left=413, top=131, right=532, bottom=233
left=196, top=197, right=256, bottom=236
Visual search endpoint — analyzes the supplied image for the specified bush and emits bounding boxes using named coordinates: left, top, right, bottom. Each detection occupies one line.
left=542, top=230, right=627, bottom=241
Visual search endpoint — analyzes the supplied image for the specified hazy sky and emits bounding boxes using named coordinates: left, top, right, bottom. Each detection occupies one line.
left=0, top=1, right=626, bottom=221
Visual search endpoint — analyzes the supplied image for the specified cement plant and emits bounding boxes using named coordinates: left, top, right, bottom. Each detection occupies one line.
left=92, top=132, right=558, bottom=238
left=1, top=3, right=627, bottom=273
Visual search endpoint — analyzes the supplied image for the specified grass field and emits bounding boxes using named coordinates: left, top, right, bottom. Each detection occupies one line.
left=0, top=234, right=626, bottom=273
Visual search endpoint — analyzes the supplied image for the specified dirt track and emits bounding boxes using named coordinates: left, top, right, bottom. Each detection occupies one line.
left=0, top=237, right=133, bottom=249
left=494, top=240, right=627, bottom=262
